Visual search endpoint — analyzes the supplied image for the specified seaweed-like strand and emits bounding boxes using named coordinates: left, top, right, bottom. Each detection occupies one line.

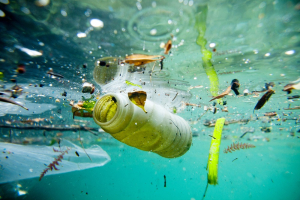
left=223, top=142, right=255, bottom=153
left=39, top=147, right=70, bottom=181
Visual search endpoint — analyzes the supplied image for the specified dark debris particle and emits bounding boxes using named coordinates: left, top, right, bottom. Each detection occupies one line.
left=287, top=95, right=300, bottom=99
left=75, top=151, right=79, bottom=157
left=261, top=127, right=272, bottom=133
left=99, top=61, right=106, bottom=66
left=39, top=84, right=44, bottom=87
left=83, top=64, right=87, bottom=68
left=62, top=91, right=67, bottom=97
left=213, top=107, right=217, bottom=114
left=5, top=156, right=8, bottom=159
left=86, top=192, right=88, bottom=195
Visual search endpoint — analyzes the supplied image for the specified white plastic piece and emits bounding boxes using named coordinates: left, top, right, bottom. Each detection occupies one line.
left=243, top=89, right=249, bottom=96
left=93, top=93, right=192, bottom=158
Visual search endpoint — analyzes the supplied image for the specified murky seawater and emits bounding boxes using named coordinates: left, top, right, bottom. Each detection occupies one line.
left=0, top=0, right=300, bottom=199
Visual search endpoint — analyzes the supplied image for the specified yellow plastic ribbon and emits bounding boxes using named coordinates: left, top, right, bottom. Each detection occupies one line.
left=207, top=117, right=225, bottom=185
left=195, top=5, right=222, bottom=105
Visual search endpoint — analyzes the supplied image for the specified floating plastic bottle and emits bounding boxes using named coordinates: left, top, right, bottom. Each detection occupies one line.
left=93, top=93, right=192, bottom=158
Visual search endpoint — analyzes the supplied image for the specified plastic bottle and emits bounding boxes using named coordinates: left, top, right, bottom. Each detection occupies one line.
left=93, top=93, right=192, bottom=158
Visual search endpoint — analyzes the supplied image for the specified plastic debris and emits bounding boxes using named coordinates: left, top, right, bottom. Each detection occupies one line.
left=0, top=140, right=110, bottom=184
left=93, top=93, right=192, bottom=158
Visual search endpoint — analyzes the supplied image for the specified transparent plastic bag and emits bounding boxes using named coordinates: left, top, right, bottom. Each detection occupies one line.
left=93, top=57, right=192, bottom=113
left=0, top=140, right=111, bottom=184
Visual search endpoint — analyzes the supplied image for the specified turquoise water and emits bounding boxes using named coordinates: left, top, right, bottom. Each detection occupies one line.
left=0, top=0, right=300, bottom=199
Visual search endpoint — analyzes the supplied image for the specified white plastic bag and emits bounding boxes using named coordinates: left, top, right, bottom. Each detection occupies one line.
left=0, top=140, right=110, bottom=183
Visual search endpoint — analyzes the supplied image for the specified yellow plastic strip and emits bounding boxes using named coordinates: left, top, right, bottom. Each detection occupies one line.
left=207, top=117, right=225, bottom=185
left=195, top=5, right=222, bottom=105
left=125, top=80, right=142, bottom=88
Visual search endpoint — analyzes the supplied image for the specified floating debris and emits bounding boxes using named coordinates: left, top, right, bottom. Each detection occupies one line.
left=123, top=54, right=165, bottom=66
left=261, top=127, right=272, bottom=133
left=284, top=106, right=300, bottom=110
left=20, top=118, right=45, bottom=123
left=265, top=82, right=275, bottom=90
left=56, top=132, right=63, bottom=137
left=264, top=112, right=277, bottom=117
left=0, top=97, right=28, bottom=110
left=10, top=79, right=17, bottom=83
left=204, top=118, right=256, bottom=127
left=173, top=107, right=177, bottom=113
left=16, top=64, right=26, bottom=74
left=223, top=142, right=255, bottom=153
left=82, top=82, right=95, bottom=94
left=207, top=118, right=225, bottom=185
left=11, top=85, right=23, bottom=98
left=35, top=0, right=50, bottom=7
left=125, top=80, right=142, bottom=88
left=70, top=100, right=95, bottom=119
left=243, top=89, right=249, bottom=96
left=222, top=106, right=228, bottom=112
left=128, top=91, right=147, bottom=113
left=47, top=69, right=64, bottom=78
left=209, top=85, right=231, bottom=102
left=160, top=59, right=163, bottom=70
left=172, top=93, right=178, bottom=101
left=187, top=85, right=203, bottom=91
left=287, top=95, right=300, bottom=100
left=209, top=79, right=239, bottom=102
left=283, top=81, right=300, bottom=94
left=39, top=147, right=70, bottom=181
left=184, top=102, right=201, bottom=107
left=218, top=70, right=243, bottom=75
left=240, top=128, right=255, bottom=138
left=0, top=124, right=99, bottom=132
left=164, top=39, right=172, bottom=55
left=231, top=79, right=240, bottom=95
left=254, top=89, right=275, bottom=112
